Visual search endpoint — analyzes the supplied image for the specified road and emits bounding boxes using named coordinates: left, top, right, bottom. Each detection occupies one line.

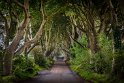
left=17, top=61, right=87, bottom=83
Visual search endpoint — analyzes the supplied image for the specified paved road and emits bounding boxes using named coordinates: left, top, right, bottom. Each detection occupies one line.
left=17, top=61, right=87, bottom=83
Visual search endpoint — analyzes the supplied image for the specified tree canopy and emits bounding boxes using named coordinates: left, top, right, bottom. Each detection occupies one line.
left=0, top=0, right=124, bottom=82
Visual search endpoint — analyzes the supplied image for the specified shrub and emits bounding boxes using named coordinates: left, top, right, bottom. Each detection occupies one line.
left=112, top=51, right=124, bottom=79
left=69, top=34, right=113, bottom=82
left=31, top=46, right=53, bottom=68
left=1, top=75, right=15, bottom=83
left=13, top=55, right=40, bottom=80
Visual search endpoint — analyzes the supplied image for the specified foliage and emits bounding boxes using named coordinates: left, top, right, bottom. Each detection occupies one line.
left=0, top=0, right=124, bottom=82
left=0, top=75, right=15, bottom=83
left=31, top=46, right=53, bottom=68
left=72, top=69, right=108, bottom=83
left=70, top=34, right=113, bottom=82
left=30, top=8, right=42, bottom=36
left=91, top=34, right=113, bottom=74
left=13, top=55, right=41, bottom=80
left=112, top=51, right=124, bottom=79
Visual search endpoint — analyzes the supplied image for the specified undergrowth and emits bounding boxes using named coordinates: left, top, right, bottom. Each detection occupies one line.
left=69, top=34, right=124, bottom=83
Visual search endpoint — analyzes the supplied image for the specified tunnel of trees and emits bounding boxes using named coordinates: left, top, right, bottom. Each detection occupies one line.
left=0, top=0, right=124, bottom=83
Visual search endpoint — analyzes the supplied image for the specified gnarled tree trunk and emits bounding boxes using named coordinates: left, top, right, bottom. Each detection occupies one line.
left=3, top=0, right=30, bottom=75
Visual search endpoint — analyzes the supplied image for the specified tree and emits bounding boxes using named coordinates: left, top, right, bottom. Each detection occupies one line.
left=2, top=0, right=30, bottom=75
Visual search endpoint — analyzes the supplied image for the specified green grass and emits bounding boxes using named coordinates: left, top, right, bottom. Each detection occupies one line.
left=70, top=64, right=124, bottom=83
left=70, top=65, right=109, bottom=83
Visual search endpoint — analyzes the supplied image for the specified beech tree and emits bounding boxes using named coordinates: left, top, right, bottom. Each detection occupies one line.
left=0, top=0, right=68, bottom=75
left=0, top=0, right=124, bottom=79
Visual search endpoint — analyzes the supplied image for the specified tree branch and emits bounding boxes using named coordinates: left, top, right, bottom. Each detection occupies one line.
left=13, top=0, right=25, bottom=9
left=27, top=43, right=39, bottom=54
left=70, top=35, right=86, bottom=48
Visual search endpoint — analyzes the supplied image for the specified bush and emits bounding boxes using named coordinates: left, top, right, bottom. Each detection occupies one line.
left=0, top=75, right=15, bottom=83
left=112, top=51, right=124, bottom=79
left=31, top=46, right=53, bottom=68
left=13, top=55, right=41, bottom=80
left=69, top=34, right=113, bottom=82
left=90, top=51, right=112, bottom=74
